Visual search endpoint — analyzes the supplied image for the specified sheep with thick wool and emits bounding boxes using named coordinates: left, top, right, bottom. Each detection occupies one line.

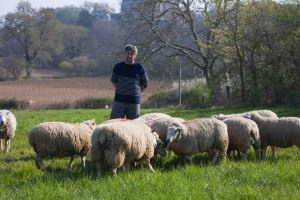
left=99, top=118, right=169, bottom=165
left=222, top=117, right=261, bottom=160
left=135, top=113, right=174, bottom=122
left=145, top=117, right=185, bottom=162
left=212, top=110, right=278, bottom=120
left=247, top=113, right=300, bottom=159
left=211, top=109, right=278, bottom=157
left=91, top=121, right=163, bottom=176
left=145, top=117, right=185, bottom=144
left=166, top=118, right=229, bottom=165
left=28, top=119, right=96, bottom=171
left=0, top=110, right=17, bottom=152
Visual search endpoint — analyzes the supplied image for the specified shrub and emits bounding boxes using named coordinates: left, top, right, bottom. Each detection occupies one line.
left=43, top=101, right=72, bottom=110
left=75, top=97, right=113, bottom=109
left=0, top=98, right=19, bottom=109
left=191, top=83, right=211, bottom=108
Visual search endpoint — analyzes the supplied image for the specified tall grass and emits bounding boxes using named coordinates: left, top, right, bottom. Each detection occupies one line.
left=1, top=106, right=299, bottom=199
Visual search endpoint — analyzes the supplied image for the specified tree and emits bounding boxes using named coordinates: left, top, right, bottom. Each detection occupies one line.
left=77, top=2, right=114, bottom=28
left=59, top=56, right=97, bottom=77
left=0, top=57, right=26, bottom=80
left=54, top=6, right=80, bottom=25
left=1, top=1, right=62, bottom=77
left=62, top=25, right=89, bottom=59
left=123, top=0, right=225, bottom=84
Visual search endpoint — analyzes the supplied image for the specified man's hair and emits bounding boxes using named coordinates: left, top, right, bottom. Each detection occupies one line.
left=125, top=44, right=138, bottom=55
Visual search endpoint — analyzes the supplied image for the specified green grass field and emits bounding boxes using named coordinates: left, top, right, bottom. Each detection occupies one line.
left=1, top=106, right=299, bottom=199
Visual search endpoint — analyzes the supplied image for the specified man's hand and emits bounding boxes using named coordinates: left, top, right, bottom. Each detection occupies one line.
left=112, top=82, right=117, bottom=88
left=141, top=85, right=146, bottom=93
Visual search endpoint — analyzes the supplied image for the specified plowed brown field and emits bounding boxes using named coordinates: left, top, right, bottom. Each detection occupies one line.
left=0, top=77, right=172, bottom=109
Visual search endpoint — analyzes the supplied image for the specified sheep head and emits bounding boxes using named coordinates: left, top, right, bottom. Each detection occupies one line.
left=154, top=139, right=167, bottom=157
left=165, top=123, right=182, bottom=143
left=0, top=111, right=10, bottom=127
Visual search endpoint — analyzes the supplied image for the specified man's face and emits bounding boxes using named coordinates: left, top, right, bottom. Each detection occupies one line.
left=125, top=50, right=136, bottom=64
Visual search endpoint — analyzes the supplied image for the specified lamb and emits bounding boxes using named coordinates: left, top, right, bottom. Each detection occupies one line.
left=0, top=110, right=17, bottom=152
left=165, top=118, right=229, bottom=165
left=28, top=119, right=96, bottom=171
left=222, top=117, right=261, bottom=160
left=247, top=113, right=300, bottom=159
left=90, top=121, right=164, bottom=176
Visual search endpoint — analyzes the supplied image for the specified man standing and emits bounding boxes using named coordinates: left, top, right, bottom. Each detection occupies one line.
left=110, top=44, right=149, bottom=119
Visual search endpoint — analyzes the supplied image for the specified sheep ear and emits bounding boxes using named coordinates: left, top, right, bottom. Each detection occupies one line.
left=151, top=128, right=157, bottom=133
left=174, top=128, right=182, bottom=141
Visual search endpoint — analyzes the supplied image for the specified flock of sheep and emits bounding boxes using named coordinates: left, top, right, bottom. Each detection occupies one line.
left=0, top=109, right=299, bottom=176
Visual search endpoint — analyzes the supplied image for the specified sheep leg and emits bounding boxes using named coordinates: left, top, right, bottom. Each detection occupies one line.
left=147, top=160, right=155, bottom=173
left=5, top=139, right=10, bottom=152
left=271, top=146, right=276, bottom=158
left=95, top=162, right=101, bottom=177
left=254, top=149, right=260, bottom=160
left=124, top=161, right=131, bottom=172
left=232, top=150, right=235, bottom=158
left=150, top=154, right=157, bottom=166
left=237, top=150, right=241, bottom=159
left=0, top=139, right=3, bottom=150
left=261, top=148, right=267, bottom=159
left=188, top=156, right=193, bottom=163
left=208, top=150, right=214, bottom=161
left=221, top=151, right=227, bottom=162
left=242, top=151, right=248, bottom=161
left=226, top=150, right=231, bottom=159
left=35, top=155, right=46, bottom=171
left=81, top=155, right=86, bottom=167
left=210, top=151, right=219, bottom=165
left=111, top=168, right=118, bottom=175
left=68, top=156, right=74, bottom=168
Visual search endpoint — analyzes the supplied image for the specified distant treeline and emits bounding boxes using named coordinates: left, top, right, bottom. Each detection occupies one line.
left=0, top=0, right=299, bottom=106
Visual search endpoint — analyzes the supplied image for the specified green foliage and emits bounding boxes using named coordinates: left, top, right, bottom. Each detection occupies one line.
left=1, top=2, right=63, bottom=78
left=0, top=106, right=299, bottom=199
left=75, top=97, right=113, bottom=109
left=0, top=57, right=26, bottom=80
left=191, top=83, right=211, bottom=108
left=0, top=98, right=18, bottom=109
left=59, top=56, right=97, bottom=77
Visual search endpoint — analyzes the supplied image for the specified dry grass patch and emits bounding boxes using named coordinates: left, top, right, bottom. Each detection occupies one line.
left=0, top=77, right=171, bottom=109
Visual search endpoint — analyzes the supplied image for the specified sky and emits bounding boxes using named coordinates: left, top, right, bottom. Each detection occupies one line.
left=0, top=0, right=122, bottom=17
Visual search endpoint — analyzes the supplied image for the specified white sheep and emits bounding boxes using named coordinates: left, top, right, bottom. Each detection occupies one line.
left=90, top=121, right=161, bottom=176
left=211, top=109, right=278, bottom=120
left=145, top=117, right=185, bottom=144
left=223, top=117, right=261, bottom=160
left=0, top=110, right=17, bottom=152
left=166, top=118, right=229, bottom=165
left=145, top=117, right=185, bottom=162
left=134, top=113, right=174, bottom=122
left=211, top=109, right=278, bottom=157
left=28, top=119, right=96, bottom=171
left=247, top=113, right=300, bottom=159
